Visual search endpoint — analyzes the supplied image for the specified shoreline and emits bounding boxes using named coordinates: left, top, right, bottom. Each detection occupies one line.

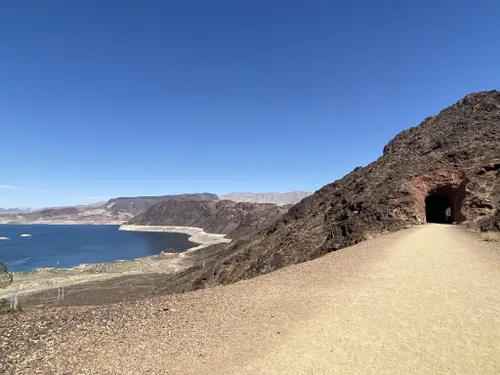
left=0, top=224, right=232, bottom=301
left=0, top=251, right=192, bottom=300
left=119, top=224, right=232, bottom=252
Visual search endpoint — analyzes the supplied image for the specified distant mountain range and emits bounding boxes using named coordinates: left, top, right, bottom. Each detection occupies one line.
left=0, top=193, right=218, bottom=224
left=0, top=208, right=33, bottom=215
left=0, top=191, right=307, bottom=224
left=220, top=191, right=311, bottom=205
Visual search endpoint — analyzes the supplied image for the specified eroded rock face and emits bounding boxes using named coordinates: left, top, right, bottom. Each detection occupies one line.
left=170, top=90, right=500, bottom=291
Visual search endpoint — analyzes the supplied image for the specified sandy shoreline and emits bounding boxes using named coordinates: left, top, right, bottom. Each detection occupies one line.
left=119, top=225, right=232, bottom=252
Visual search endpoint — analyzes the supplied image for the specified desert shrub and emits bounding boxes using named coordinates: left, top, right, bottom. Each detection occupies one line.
left=0, top=261, right=13, bottom=289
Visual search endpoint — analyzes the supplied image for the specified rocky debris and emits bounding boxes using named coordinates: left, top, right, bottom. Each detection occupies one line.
left=167, top=90, right=500, bottom=291
left=127, top=199, right=290, bottom=240
left=220, top=191, right=311, bottom=206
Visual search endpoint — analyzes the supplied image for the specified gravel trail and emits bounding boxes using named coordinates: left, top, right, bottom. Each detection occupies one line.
left=2, top=225, right=499, bottom=374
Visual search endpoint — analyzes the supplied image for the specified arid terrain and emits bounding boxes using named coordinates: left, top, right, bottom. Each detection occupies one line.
left=2, top=225, right=499, bottom=374
left=0, top=200, right=290, bottom=301
left=1, top=91, right=499, bottom=374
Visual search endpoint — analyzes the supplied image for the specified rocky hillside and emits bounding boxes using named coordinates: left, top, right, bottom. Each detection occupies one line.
left=220, top=191, right=311, bottom=205
left=170, top=90, right=500, bottom=291
left=106, top=193, right=218, bottom=215
left=127, top=199, right=289, bottom=240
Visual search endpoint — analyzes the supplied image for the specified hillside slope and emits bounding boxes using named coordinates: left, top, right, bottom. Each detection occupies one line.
left=171, top=90, right=500, bottom=290
left=127, top=199, right=289, bottom=240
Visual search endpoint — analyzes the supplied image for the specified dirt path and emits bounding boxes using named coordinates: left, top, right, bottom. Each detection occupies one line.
left=2, top=225, right=500, bottom=374
left=232, top=225, right=500, bottom=375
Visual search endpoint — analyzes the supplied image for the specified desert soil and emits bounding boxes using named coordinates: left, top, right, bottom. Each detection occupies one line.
left=1, top=224, right=500, bottom=374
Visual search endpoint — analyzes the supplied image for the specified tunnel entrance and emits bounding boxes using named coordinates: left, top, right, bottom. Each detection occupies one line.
left=424, top=183, right=466, bottom=224
left=425, top=194, right=453, bottom=223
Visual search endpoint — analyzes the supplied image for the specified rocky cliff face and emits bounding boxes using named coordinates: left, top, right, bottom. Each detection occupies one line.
left=220, top=192, right=311, bottom=206
left=170, top=90, right=500, bottom=291
left=127, top=199, right=289, bottom=240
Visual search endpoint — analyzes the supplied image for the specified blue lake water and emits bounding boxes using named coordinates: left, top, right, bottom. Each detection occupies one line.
left=0, top=224, right=196, bottom=272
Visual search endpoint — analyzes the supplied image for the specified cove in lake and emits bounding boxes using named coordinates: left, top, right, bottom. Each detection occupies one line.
left=0, top=224, right=197, bottom=272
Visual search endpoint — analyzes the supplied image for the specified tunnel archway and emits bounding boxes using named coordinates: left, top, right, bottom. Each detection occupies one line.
left=425, top=194, right=453, bottom=223
left=424, top=183, right=467, bottom=224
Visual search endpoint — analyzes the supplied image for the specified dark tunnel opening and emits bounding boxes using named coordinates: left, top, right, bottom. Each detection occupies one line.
left=425, top=194, right=453, bottom=224
left=424, top=182, right=467, bottom=224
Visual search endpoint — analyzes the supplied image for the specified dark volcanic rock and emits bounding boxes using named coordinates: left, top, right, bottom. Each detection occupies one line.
left=106, top=193, right=218, bottom=215
left=127, top=199, right=289, bottom=240
left=169, top=90, right=500, bottom=291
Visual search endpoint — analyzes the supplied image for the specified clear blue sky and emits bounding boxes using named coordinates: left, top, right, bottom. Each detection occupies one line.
left=1, top=1, right=499, bottom=208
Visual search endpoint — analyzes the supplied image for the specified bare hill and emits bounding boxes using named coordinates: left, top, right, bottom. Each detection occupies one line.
left=127, top=199, right=289, bottom=240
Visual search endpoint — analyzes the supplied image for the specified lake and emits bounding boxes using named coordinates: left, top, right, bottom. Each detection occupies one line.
left=0, top=224, right=197, bottom=272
